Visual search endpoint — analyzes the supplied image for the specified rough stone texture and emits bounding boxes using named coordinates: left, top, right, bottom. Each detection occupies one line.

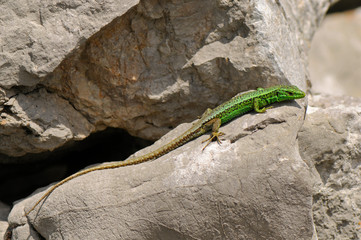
left=0, top=0, right=139, bottom=158
left=41, top=0, right=313, bottom=140
left=8, top=103, right=314, bottom=240
left=2, top=0, right=345, bottom=239
left=305, top=5, right=361, bottom=239
left=0, top=0, right=138, bottom=88
left=0, top=88, right=94, bottom=157
left=0, top=0, right=334, bottom=157
left=308, top=7, right=361, bottom=97
left=299, top=94, right=361, bottom=240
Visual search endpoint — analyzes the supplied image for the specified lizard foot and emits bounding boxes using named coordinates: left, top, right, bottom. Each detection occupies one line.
left=201, top=131, right=225, bottom=151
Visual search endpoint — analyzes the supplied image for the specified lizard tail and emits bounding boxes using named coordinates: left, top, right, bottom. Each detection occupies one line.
left=25, top=125, right=202, bottom=217
left=24, top=158, right=144, bottom=217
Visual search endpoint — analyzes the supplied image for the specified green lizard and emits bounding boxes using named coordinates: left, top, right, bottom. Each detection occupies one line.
left=25, top=85, right=305, bottom=216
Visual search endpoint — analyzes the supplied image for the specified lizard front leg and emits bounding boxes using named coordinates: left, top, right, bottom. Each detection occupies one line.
left=253, top=97, right=273, bottom=113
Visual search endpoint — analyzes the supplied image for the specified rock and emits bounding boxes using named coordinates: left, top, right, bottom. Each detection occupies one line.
left=42, top=0, right=312, bottom=142
left=299, top=94, right=361, bottom=240
left=2, top=0, right=341, bottom=239
left=0, top=88, right=94, bottom=157
left=306, top=6, right=361, bottom=239
left=309, top=7, right=361, bottom=97
left=0, top=0, right=139, bottom=88
left=0, top=0, right=332, bottom=157
left=9, top=102, right=313, bottom=239
left=0, top=0, right=139, bottom=158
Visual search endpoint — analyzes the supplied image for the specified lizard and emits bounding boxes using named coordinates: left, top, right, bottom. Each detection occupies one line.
left=25, top=85, right=305, bottom=216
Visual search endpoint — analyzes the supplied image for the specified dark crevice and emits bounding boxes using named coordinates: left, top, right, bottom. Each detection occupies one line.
left=327, top=0, right=361, bottom=14
left=0, top=128, right=153, bottom=206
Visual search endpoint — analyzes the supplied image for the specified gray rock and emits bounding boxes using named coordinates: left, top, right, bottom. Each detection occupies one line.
left=0, top=0, right=138, bottom=88
left=2, top=0, right=345, bottom=239
left=0, top=0, right=333, bottom=157
left=0, top=88, right=94, bottom=157
left=43, top=0, right=312, bottom=142
left=0, top=0, right=138, bottom=157
left=9, top=102, right=313, bottom=239
left=299, top=94, right=361, bottom=240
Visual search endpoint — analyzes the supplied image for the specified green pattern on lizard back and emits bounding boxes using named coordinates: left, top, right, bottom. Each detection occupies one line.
left=201, top=85, right=304, bottom=124
left=25, top=85, right=305, bottom=216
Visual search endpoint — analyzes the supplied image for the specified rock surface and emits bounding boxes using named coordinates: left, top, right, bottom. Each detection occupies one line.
left=299, top=94, right=361, bottom=240
left=0, top=0, right=139, bottom=158
left=0, top=0, right=138, bottom=88
left=305, top=5, right=361, bottom=239
left=9, top=102, right=312, bottom=240
left=0, top=88, right=94, bottom=157
left=0, top=0, right=333, bottom=157
left=3, top=0, right=351, bottom=239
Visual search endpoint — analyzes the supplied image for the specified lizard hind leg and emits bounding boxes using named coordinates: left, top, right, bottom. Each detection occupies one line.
left=201, top=131, right=225, bottom=151
left=201, top=118, right=224, bottom=151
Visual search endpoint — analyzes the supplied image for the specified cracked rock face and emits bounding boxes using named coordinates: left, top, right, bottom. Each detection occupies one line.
left=0, top=0, right=139, bottom=157
left=304, top=8, right=361, bottom=239
left=299, top=94, right=361, bottom=240
left=0, top=89, right=94, bottom=157
left=0, top=0, right=328, bottom=158
left=0, top=0, right=138, bottom=88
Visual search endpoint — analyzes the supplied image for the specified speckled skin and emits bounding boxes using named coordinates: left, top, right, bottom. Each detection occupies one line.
left=25, top=85, right=305, bottom=216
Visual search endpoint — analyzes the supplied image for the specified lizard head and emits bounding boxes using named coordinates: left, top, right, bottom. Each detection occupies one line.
left=276, top=85, right=305, bottom=102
